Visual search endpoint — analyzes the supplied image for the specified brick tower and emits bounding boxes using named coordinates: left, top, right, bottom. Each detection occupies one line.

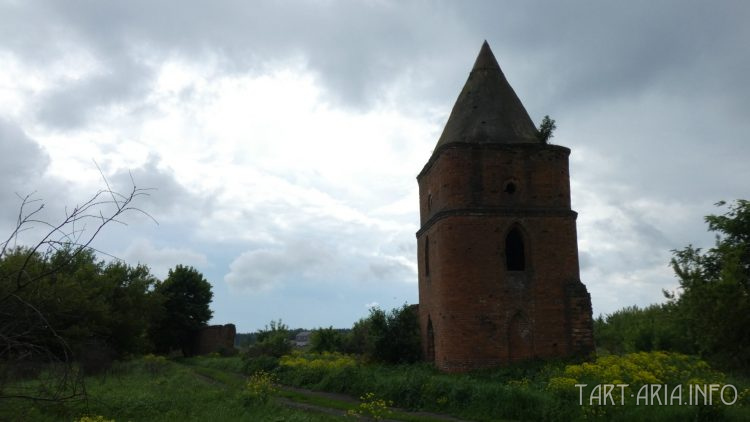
left=417, top=42, right=594, bottom=372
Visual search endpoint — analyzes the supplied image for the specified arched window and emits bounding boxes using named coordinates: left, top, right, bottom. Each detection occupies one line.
left=505, top=227, right=525, bottom=271
left=424, top=235, right=430, bottom=277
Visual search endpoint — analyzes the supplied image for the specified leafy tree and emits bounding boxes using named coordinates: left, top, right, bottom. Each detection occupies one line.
left=593, top=303, right=690, bottom=355
left=150, top=265, right=213, bottom=355
left=669, top=200, right=750, bottom=369
left=344, top=314, right=372, bottom=355
left=98, top=261, right=161, bottom=355
left=247, top=319, right=292, bottom=358
left=235, top=332, right=258, bottom=348
left=310, top=326, right=345, bottom=353
left=0, top=246, right=160, bottom=363
left=242, top=320, right=292, bottom=373
left=345, top=304, right=421, bottom=364
left=537, top=115, right=556, bottom=144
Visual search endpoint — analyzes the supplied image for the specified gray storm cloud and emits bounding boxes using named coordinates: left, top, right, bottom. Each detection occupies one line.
left=1, top=1, right=748, bottom=329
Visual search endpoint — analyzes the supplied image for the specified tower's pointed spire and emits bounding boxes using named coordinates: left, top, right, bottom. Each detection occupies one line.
left=472, top=40, right=501, bottom=71
left=435, top=41, right=539, bottom=149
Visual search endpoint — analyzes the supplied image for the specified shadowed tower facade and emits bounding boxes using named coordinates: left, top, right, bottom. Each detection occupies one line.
left=417, top=42, right=594, bottom=372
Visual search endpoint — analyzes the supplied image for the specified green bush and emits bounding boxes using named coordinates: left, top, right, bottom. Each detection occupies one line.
left=242, top=371, right=277, bottom=405
left=346, top=392, right=393, bottom=420
left=0, top=247, right=162, bottom=360
left=669, top=199, right=750, bottom=370
left=246, top=320, right=292, bottom=359
left=75, top=416, right=115, bottom=422
left=594, top=304, right=691, bottom=355
left=344, top=304, right=420, bottom=364
left=310, top=326, right=344, bottom=353
left=142, top=353, right=170, bottom=374
left=243, top=355, right=280, bottom=374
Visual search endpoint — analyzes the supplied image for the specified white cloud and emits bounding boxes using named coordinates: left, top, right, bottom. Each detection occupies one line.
left=1, top=1, right=747, bottom=330
left=224, top=240, right=334, bottom=292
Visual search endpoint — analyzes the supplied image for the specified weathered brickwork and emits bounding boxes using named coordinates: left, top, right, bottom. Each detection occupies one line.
left=417, top=42, right=594, bottom=372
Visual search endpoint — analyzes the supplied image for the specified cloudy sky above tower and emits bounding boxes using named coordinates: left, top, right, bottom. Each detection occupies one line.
left=1, top=1, right=748, bottom=331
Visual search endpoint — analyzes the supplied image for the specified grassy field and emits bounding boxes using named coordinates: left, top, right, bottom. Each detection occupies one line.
left=193, top=350, right=750, bottom=421
left=0, top=356, right=345, bottom=422
left=3, top=351, right=749, bottom=421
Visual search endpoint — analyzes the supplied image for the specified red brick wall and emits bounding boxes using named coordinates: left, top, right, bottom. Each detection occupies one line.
left=417, top=143, right=594, bottom=372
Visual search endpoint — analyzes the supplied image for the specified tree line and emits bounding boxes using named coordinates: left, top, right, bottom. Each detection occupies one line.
left=595, top=200, right=749, bottom=371
left=242, top=304, right=422, bottom=373
left=1, top=183, right=214, bottom=403
left=0, top=247, right=214, bottom=366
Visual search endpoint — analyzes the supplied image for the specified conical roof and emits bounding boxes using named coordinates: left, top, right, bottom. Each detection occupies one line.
left=435, top=41, right=539, bottom=148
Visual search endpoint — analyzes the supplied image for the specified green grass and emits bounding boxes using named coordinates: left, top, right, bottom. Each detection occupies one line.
left=265, top=352, right=750, bottom=422
left=180, top=355, right=245, bottom=374
left=8, top=353, right=748, bottom=421
left=276, top=388, right=456, bottom=422
left=183, top=357, right=460, bottom=422
left=270, top=360, right=562, bottom=421
left=0, top=357, right=346, bottom=422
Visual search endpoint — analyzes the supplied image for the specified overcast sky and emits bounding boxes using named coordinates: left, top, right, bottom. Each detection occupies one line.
left=1, top=1, right=748, bottom=332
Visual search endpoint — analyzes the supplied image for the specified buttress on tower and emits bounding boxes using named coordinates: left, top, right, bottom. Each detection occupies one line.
left=417, top=42, right=594, bottom=372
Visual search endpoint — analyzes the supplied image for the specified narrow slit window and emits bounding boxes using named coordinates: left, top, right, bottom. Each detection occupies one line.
left=505, top=228, right=525, bottom=271
left=426, top=317, right=435, bottom=362
left=425, top=236, right=430, bottom=277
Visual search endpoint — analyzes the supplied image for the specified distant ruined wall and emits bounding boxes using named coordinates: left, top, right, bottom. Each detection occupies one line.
left=190, top=324, right=236, bottom=356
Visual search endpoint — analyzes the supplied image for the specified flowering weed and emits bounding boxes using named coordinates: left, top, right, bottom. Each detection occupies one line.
left=347, top=392, right=393, bottom=420
left=279, top=351, right=356, bottom=370
left=243, top=370, right=278, bottom=405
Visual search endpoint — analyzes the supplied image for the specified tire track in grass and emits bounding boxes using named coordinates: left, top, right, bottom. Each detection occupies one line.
left=178, top=360, right=476, bottom=422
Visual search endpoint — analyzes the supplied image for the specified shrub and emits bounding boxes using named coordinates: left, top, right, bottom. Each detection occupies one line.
left=594, top=304, right=690, bottom=355
left=346, top=392, right=392, bottom=420
left=243, top=371, right=277, bottom=405
left=246, top=320, right=292, bottom=359
left=243, top=355, right=280, bottom=374
left=279, top=351, right=356, bottom=370
left=551, top=351, right=724, bottom=389
left=75, top=416, right=115, bottom=422
left=142, top=353, right=169, bottom=374
left=345, top=304, right=420, bottom=364
left=310, top=326, right=345, bottom=353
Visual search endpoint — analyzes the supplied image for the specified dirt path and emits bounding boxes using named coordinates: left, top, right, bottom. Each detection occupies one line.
left=179, top=362, right=475, bottom=422
left=279, top=385, right=472, bottom=421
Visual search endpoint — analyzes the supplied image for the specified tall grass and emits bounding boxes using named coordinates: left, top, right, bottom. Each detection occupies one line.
left=270, top=351, right=750, bottom=421
left=274, top=354, right=573, bottom=421
left=0, top=356, right=344, bottom=422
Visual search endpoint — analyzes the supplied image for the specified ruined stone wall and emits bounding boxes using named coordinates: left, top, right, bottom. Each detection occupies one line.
left=417, top=143, right=594, bottom=372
